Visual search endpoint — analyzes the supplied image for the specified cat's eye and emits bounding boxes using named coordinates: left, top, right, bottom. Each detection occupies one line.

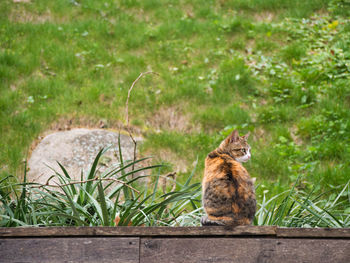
left=241, top=148, right=247, bottom=154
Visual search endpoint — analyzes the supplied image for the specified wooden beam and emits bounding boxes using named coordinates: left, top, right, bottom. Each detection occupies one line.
left=140, top=238, right=350, bottom=263
left=1, top=227, right=350, bottom=263
left=0, top=237, right=139, bottom=263
left=0, top=226, right=277, bottom=238
left=277, top=227, right=350, bottom=238
left=1, top=226, right=350, bottom=238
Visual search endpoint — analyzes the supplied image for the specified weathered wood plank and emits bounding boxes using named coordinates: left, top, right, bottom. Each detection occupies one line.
left=275, top=238, right=350, bottom=263
left=0, top=237, right=139, bottom=263
left=141, top=238, right=275, bottom=263
left=0, top=226, right=276, bottom=237
left=140, top=238, right=350, bottom=263
left=277, top=227, right=350, bottom=238
left=1, top=226, right=350, bottom=239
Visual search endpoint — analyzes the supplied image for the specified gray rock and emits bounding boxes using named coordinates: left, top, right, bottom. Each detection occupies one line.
left=27, top=128, right=142, bottom=185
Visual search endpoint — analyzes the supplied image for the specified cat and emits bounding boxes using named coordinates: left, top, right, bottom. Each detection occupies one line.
left=201, top=129, right=256, bottom=226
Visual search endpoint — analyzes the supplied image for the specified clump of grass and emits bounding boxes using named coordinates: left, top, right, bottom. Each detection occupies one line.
left=1, top=149, right=348, bottom=227
left=255, top=176, right=350, bottom=227
left=280, top=42, right=307, bottom=63
left=227, top=0, right=331, bottom=18
left=216, top=58, right=256, bottom=99
left=195, top=105, right=251, bottom=131
left=0, top=147, right=201, bottom=227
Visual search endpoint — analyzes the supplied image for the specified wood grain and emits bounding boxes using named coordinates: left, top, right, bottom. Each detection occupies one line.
left=141, top=238, right=275, bottom=263
left=140, top=238, right=350, bottom=263
left=275, top=238, right=350, bottom=263
left=277, top=227, right=350, bottom=238
left=0, top=226, right=276, bottom=237
left=1, top=226, right=349, bottom=239
left=0, top=237, right=139, bottom=263
left=1, top=227, right=350, bottom=263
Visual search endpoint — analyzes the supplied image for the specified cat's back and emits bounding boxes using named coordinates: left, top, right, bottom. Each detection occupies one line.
left=202, top=150, right=256, bottom=224
left=203, top=150, right=248, bottom=183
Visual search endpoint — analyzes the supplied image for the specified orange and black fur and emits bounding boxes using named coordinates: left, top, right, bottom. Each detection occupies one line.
left=201, top=130, right=256, bottom=226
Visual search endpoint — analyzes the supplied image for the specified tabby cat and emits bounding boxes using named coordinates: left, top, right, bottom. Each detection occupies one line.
left=201, top=130, right=256, bottom=226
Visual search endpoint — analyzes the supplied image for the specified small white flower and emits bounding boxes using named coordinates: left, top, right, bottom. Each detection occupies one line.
left=27, top=96, right=34, bottom=104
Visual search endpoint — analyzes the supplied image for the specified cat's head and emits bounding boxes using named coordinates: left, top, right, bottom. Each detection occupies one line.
left=219, top=130, right=251, bottom=163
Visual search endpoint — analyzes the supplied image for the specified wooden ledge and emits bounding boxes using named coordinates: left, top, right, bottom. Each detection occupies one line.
left=1, top=226, right=349, bottom=238
left=1, top=226, right=349, bottom=262
left=277, top=227, right=350, bottom=238
left=0, top=226, right=276, bottom=237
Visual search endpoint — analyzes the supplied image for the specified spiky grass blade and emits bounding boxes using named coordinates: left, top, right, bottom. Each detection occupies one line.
left=97, top=180, right=109, bottom=226
left=57, top=161, right=77, bottom=196
left=86, top=147, right=106, bottom=193
left=0, top=215, right=28, bottom=226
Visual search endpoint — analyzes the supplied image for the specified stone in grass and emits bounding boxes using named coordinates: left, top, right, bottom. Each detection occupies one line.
left=27, top=128, right=142, bottom=186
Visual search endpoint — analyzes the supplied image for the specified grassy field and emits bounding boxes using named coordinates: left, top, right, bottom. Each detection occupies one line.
left=1, top=0, right=350, bottom=206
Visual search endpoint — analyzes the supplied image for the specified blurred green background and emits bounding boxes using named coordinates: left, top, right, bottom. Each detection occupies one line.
left=1, top=0, right=350, bottom=201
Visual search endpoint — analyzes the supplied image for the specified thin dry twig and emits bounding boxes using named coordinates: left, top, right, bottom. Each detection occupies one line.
left=124, top=71, right=159, bottom=176
left=160, top=172, right=177, bottom=194
left=30, top=176, right=140, bottom=193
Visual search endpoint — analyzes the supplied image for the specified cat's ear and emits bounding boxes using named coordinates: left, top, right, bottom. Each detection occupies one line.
left=242, top=132, right=250, bottom=141
left=229, top=130, right=240, bottom=143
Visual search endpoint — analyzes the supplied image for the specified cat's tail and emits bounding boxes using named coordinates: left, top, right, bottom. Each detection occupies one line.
left=200, top=215, right=226, bottom=226
left=201, top=215, right=252, bottom=226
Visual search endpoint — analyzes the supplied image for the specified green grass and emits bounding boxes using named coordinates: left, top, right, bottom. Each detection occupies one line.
left=1, top=150, right=349, bottom=227
left=1, top=0, right=350, bottom=221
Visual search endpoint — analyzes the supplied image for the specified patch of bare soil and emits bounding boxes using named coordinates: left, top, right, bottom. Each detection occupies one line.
left=290, top=125, right=303, bottom=146
left=9, top=7, right=54, bottom=24
left=146, top=106, right=199, bottom=133
left=254, top=12, right=275, bottom=23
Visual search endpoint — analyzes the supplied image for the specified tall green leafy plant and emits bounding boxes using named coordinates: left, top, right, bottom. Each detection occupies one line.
left=0, top=147, right=201, bottom=227
left=1, top=149, right=348, bottom=227
left=255, top=179, right=350, bottom=227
